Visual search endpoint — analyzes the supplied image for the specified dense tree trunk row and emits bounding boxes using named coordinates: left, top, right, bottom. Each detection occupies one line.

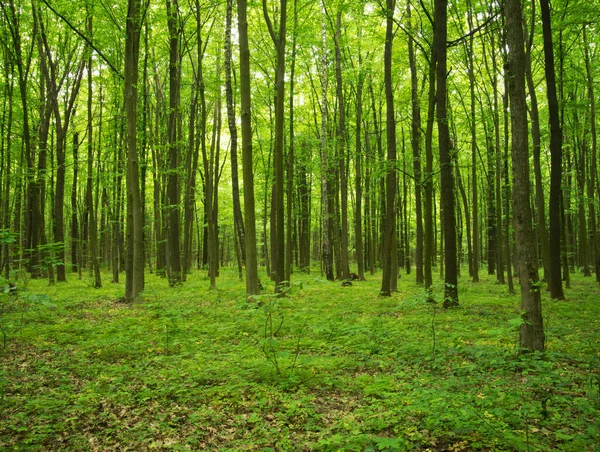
left=1, top=0, right=599, bottom=351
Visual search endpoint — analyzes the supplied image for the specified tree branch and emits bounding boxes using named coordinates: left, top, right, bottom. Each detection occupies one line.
left=39, top=0, right=123, bottom=80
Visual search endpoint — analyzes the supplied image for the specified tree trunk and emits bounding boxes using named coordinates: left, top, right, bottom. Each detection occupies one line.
left=86, top=20, right=102, bottom=288
left=380, top=0, right=397, bottom=297
left=71, top=133, right=80, bottom=274
left=407, top=2, right=423, bottom=285
left=435, top=0, right=458, bottom=308
left=355, top=57, right=365, bottom=281
left=320, top=9, right=334, bottom=282
left=539, top=0, right=565, bottom=300
left=237, top=0, right=260, bottom=298
left=124, top=0, right=145, bottom=302
left=505, top=0, right=544, bottom=352
left=225, top=0, right=245, bottom=275
left=583, top=26, right=599, bottom=283
left=262, top=0, right=287, bottom=291
left=166, top=0, right=182, bottom=285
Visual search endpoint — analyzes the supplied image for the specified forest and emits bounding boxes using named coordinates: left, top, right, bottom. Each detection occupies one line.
left=1, top=0, right=599, bottom=449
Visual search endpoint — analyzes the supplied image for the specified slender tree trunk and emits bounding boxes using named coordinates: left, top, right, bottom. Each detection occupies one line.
left=466, top=0, right=479, bottom=283
left=86, top=19, right=102, bottom=288
left=407, top=2, right=423, bottom=284
left=237, top=0, right=260, bottom=297
left=423, top=8, right=437, bottom=296
left=333, top=10, right=350, bottom=281
left=380, top=0, right=397, bottom=297
left=286, top=0, right=298, bottom=284
left=71, top=133, right=80, bottom=274
left=262, top=0, right=287, bottom=291
left=583, top=26, right=599, bottom=283
left=320, top=7, right=334, bottom=282
left=1, top=64, right=13, bottom=278
left=505, top=0, right=544, bottom=351
left=124, top=0, right=144, bottom=301
left=355, top=57, right=365, bottom=281
left=539, top=0, right=564, bottom=300
left=436, top=0, right=458, bottom=307
left=166, top=0, right=182, bottom=285
left=225, top=0, right=245, bottom=275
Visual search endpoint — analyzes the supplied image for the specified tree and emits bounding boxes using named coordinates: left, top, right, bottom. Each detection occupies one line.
left=124, top=0, right=145, bottom=302
left=380, top=0, right=397, bottom=297
left=263, top=0, right=287, bottom=291
left=166, top=0, right=182, bottom=286
left=435, top=0, right=458, bottom=308
left=238, top=0, right=260, bottom=298
left=539, top=0, right=565, bottom=300
left=504, top=0, right=544, bottom=352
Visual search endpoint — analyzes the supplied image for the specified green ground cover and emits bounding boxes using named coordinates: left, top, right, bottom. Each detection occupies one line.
left=1, top=268, right=599, bottom=450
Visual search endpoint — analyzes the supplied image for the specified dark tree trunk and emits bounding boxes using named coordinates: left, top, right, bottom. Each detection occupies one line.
left=539, top=0, right=565, bottom=300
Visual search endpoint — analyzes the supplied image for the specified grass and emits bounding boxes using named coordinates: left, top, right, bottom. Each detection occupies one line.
left=1, top=266, right=599, bottom=451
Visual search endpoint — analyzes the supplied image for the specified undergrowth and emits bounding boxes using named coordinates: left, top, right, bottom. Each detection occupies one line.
left=1, top=268, right=599, bottom=450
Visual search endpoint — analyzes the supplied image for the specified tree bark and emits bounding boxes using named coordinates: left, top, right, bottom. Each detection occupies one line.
left=435, top=0, right=458, bottom=308
left=225, top=0, right=245, bottom=275
left=505, top=0, right=544, bottom=352
left=380, top=0, right=397, bottom=297
left=237, top=0, right=260, bottom=297
left=407, top=2, right=423, bottom=285
left=539, top=0, right=565, bottom=300
left=124, top=0, right=144, bottom=302
left=166, top=0, right=182, bottom=285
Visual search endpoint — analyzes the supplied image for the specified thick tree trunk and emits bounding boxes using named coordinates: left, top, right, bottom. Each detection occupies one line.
left=505, top=0, right=544, bottom=352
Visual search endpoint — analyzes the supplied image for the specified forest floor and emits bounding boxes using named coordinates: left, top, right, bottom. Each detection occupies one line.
left=1, top=266, right=599, bottom=451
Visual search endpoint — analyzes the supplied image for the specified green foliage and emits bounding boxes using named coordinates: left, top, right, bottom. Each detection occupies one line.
left=0, top=270, right=599, bottom=450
